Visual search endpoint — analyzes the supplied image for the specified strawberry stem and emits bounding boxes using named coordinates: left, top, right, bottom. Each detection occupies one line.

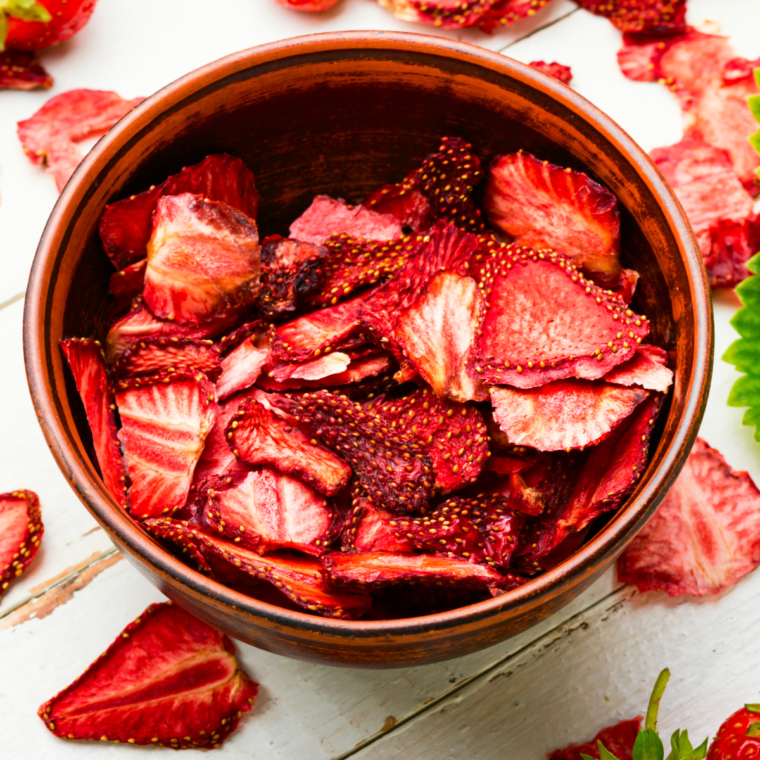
left=645, top=669, right=671, bottom=732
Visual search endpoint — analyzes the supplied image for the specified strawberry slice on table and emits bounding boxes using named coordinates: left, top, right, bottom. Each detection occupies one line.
left=226, top=396, right=352, bottom=497
left=0, top=490, right=43, bottom=600
left=38, top=601, right=257, bottom=748
left=143, top=193, right=261, bottom=325
left=273, top=0, right=341, bottom=11
left=603, top=345, right=673, bottom=392
left=113, top=337, right=222, bottom=380
left=618, top=437, right=760, bottom=597
left=17, top=89, right=144, bottom=192
left=115, top=370, right=219, bottom=519
left=0, top=49, right=51, bottom=90
left=60, top=338, right=127, bottom=505
left=529, top=61, right=573, bottom=85
left=490, top=381, right=647, bottom=452
left=548, top=718, right=642, bottom=760
left=289, top=195, right=404, bottom=245
left=484, top=151, right=622, bottom=277
left=476, top=0, right=554, bottom=33
left=4, top=0, right=97, bottom=52
left=471, top=246, right=649, bottom=388
left=573, top=0, right=687, bottom=34
left=708, top=703, right=760, bottom=760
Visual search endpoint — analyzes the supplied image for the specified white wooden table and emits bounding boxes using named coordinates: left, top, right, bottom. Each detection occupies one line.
left=1, top=1, right=759, bottom=757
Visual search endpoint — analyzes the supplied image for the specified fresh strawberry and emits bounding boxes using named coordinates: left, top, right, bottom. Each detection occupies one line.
left=38, top=602, right=257, bottom=748
left=215, top=331, right=271, bottom=401
left=549, top=719, right=642, bottom=760
left=60, top=338, right=127, bottom=505
left=0, top=490, right=43, bottom=599
left=113, top=337, right=222, bottom=380
left=115, top=370, right=219, bottom=519
left=4, top=0, right=97, bottom=52
left=273, top=0, right=340, bottom=11
left=707, top=703, right=760, bottom=760
left=604, top=345, right=673, bottom=393
left=0, top=49, right=51, bottom=89
left=530, top=61, right=573, bottom=84
left=574, top=0, right=687, bottom=34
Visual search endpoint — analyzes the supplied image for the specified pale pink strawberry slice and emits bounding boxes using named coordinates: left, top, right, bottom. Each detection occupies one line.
left=99, top=154, right=260, bottom=270
left=576, top=0, right=686, bottom=34
left=199, top=469, right=340, bottom=556
left=484, top=151, right=622, bottom=277
left=289, top=195, right=404, bottom=245
left=115, top=370, right=219, bottom=518
left=143, top=193, right=261, bottom=325
left=0, top=50, right=52, bottom=91
left=603, top=344, right=673, bottom=392
left=215, top=332, right=271, bottom=401
left=38, top=601, right=257, bottom=748
left=0, top=490, right=43, bottom=600
left=113, top=337, right=222, bottom=380
left=471, top=247, right=649, bottom=388
left=60, top=338, right=127, bottom=505
left=490, top=380, right=647, bottom=452
left=226, top=397, right=352, bottom=497
left=618, top=437, right=760, bottom=597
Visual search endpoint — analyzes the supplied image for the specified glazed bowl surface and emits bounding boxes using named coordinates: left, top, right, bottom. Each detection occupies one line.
left=24, top=31, right=712, bottom=668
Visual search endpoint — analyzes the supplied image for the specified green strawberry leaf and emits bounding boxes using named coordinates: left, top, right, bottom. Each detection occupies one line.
left=745, top=703, right=760, bottom=713
left=747, top=722, right=760, bottom=738
left=750, top=94, right=760, bottom=124
left=0, top=0, right=51, bottom=50
left=634, top=728, right=665, bottom=760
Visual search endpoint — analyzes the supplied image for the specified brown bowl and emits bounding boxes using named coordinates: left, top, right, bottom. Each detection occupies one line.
left=24, top=32, right=712, bottom=668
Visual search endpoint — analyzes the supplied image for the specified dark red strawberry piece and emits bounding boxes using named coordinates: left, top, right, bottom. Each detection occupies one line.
left=200, top=468, right=340, bottom=556
left=99, top=154, right=260, bottom=270
left=216, top=332, right=271, bottom=401
left=471, top=247, right=649, bottom=388
left=60, top=338, right=127, bottom=505
left=618, top=438, right=760, bottom=597
left=379, top=388, right=489, bottom=493
left=115, top=369, right=219, bottom=519
left=548, top=717, right=642, bottom=760
left=342, top=491, right=415, bottom=552
left=289, top=195, right=404, bottom=245
left=217, top=320, right=263, bottom=355
left=113, top=337, right=222, bottom=380
left=143, top=514, right=215, bottom=576
left=282, top=391, right=433, bottom=513
left=17, top=89, right=144, bottom=192
left=477, top=0, right=553, bottom=33
left=0, top=490, right=43, bottom=600
left=108, top=259, right=146, bottom=301
left=143, top=193, right=261, bottom=325
left=323, top=551, right=505, bottom=589
left=396, top=0, right=498, bottom=29
left=360, top=184, right=434, bottom=231
left=38, top=601, right=257, bottom=748
left=574, top=0, right=687, bottom=34
left=604, top=344, right=673, bottom=392
left=484, top=151, right=622, bottom=277
left=529, top=61, right=573, bottom=85
left=485, top=451, right=537, bottom=475
left=0, top=49, right=52, bottom=90
left=708, top=705, right=760, bottom=760
left=490, top=381, right=647, bottom=452
left=226, top=397, right=352, bottom=497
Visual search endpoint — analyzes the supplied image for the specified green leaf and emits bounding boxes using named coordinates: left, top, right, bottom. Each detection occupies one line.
left=751, top=95, right=760, bottom=124
left=682, top=737, right=709, bottom=760
left=751, top=131, right=760, bottom=156
left=727, top=374, right=760, bottom=408
left=747, top=722, right=760, bottom=738
left=743, top=406, right=760, bottom=427
left=665, top=730, right=708, bottom=760
left=633, top=728, right=665, bottom=760
left=755, top=68, right=760, bottom=89
left=599, top=741, right=622, bottom=760
left=745, top=703, right=760, bottom=713
left=0, top=12, right=7, bottom=52
left=730, top=304, right=760, bottom=339
left=723, top=338, right=760, bottom=373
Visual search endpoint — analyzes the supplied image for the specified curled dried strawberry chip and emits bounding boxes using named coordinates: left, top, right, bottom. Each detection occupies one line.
left=17, top=89, right=144, bottom=192
left=60, top=338, right=127, bottom=505
left=0, top=490, right=43, bottom=600
left=113, top=337, right=222, bottom=380
left=108, top=259, right=146, bottom=301
left=115, top=370, right=219, bottom=519
left=226, top=397, right=352, bottom=497
left=604, top=344, right=673, bottom=392
left=618, top=438, right=760, bottom=597
left=215, top=332, right=271, bottom=401
left=575, top=0, right=687, bottom=34
left=38, top=602, right=257, bottom=748
left=529, top=61, right=573, bottom=84
left=0, top=50, right=52, bottom=90
left=99, top=154, right=260, bottom=270
left=548, top=717, right=642, bottom=760
left=144, top=514, right=215, bottom=575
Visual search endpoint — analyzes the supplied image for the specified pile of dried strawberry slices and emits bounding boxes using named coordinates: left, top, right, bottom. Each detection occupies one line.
left=61, top=137, right=673, bottom=621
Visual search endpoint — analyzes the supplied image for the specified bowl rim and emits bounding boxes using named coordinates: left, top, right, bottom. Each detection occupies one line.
left=24, top=30, right=713, bottom=640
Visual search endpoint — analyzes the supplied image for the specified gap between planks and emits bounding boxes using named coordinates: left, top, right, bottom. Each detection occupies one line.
left=0, top=292, right=24, bottom=312
left=497, top=5, right=580, bottom=54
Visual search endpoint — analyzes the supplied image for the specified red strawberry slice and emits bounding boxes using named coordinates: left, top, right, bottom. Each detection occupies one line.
left=323, top=551, right=506, bottom=589
left=548, top=717, right=642, bottom=760
left=268, top=352, right=352, bottom=383
left=60, top=338, right=127, bottom=505
left=0, top=50, right=52, bottom=90
left=342, top=491, right=415, bottom=552
left=143, top=193, right=261, bottom=325
left=379, top=388, right=489, bottom=493
left=108, top=259, right=147, bottom=301
left=38, top=601, right=257, bottom=748
left=99, top=154, right=260, bottom=270
left=17, top=89, right=144, bottom=192
left=360, top=185, right=434, bottom=231
left=471, top=247, right=649, bottom=388
left=289, top=195, right=404, bottom=245
left=143, top=513, right=215, bottom=575
left=115, top=370, right=219, bottom=519
left=723, top=56, right=760, bottom=85
left=708, top=705, right=760, bottom=760
left=575, top=0, right=687, bottom=34
left=484, top=151, right=622, bottom=277
left=394, top=0, right=498, bottom=29
left=200, top=468, right=340, bottom=556
left=490, top=381, right=647, bottom=452
left=113, top=337, right=222, bottom=380
left=477, top=0, right=553, bottom=33
left=529, top=61, right=573, bottom=85
left=226, top=397, right=352, bottom=497
left=216, top=333, right=271, bottom=401
left=0, top=490, right=43, bottom=600
left=603, top=344, right=673, bottom=392
left=284, top=391, right=433, bottom=513
left=618, top=437, right=760, bottom=597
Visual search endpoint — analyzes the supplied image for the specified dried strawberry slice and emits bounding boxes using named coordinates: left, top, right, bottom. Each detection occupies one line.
left=603, top=344, right=673, bottom=392
left=618, top=437, right=760, bottom=597
left=0, top=50, right=52, bottom=90
left=575, top=0, right=687, bottom=34
left=143, top=515, right=215, bottom=576
left=342, top=490, right=415, bottom=552
left=323, top=551, right=505, bottom=589
left=285, top=391, right=433, bottom=513
left=395, top=0, right=498, bottom=29
left=360, top=184, right=434, bottom=231
left=113, top=337, right=222, bottom=380
left=529, top=61, right=573, bottom=85
left=215, top=332, right=271, bottom=401
left=38, top=601, right=257, bottom=748
left=484, top=151, right=622, bottom=277
left=226, top=397, right=352, bottom=496
left=115, top=370, right=219, bottom=518
left=0, top=490, right=43, bottom=599
left=471, top=247, right=649, bottom=388
left=99, top=154, right=260, bottom=270
left=108, top=259, right=147, bottom=301
left=477, top=0, right=553, bottom=33
left=60, top=338, right=127, bottom=505
left=491, top=380, right=647, bottom=452
left=143, top=193, right=261, bottom=325
left=379, top=388, right=489, bottom=493
left=289, top=195, right=404, bottom=245
left=17, top=89, right=144, bottom=192
left=548, top=717, right=642, bottom=760
left=200, top=468, right=340, bottom=556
